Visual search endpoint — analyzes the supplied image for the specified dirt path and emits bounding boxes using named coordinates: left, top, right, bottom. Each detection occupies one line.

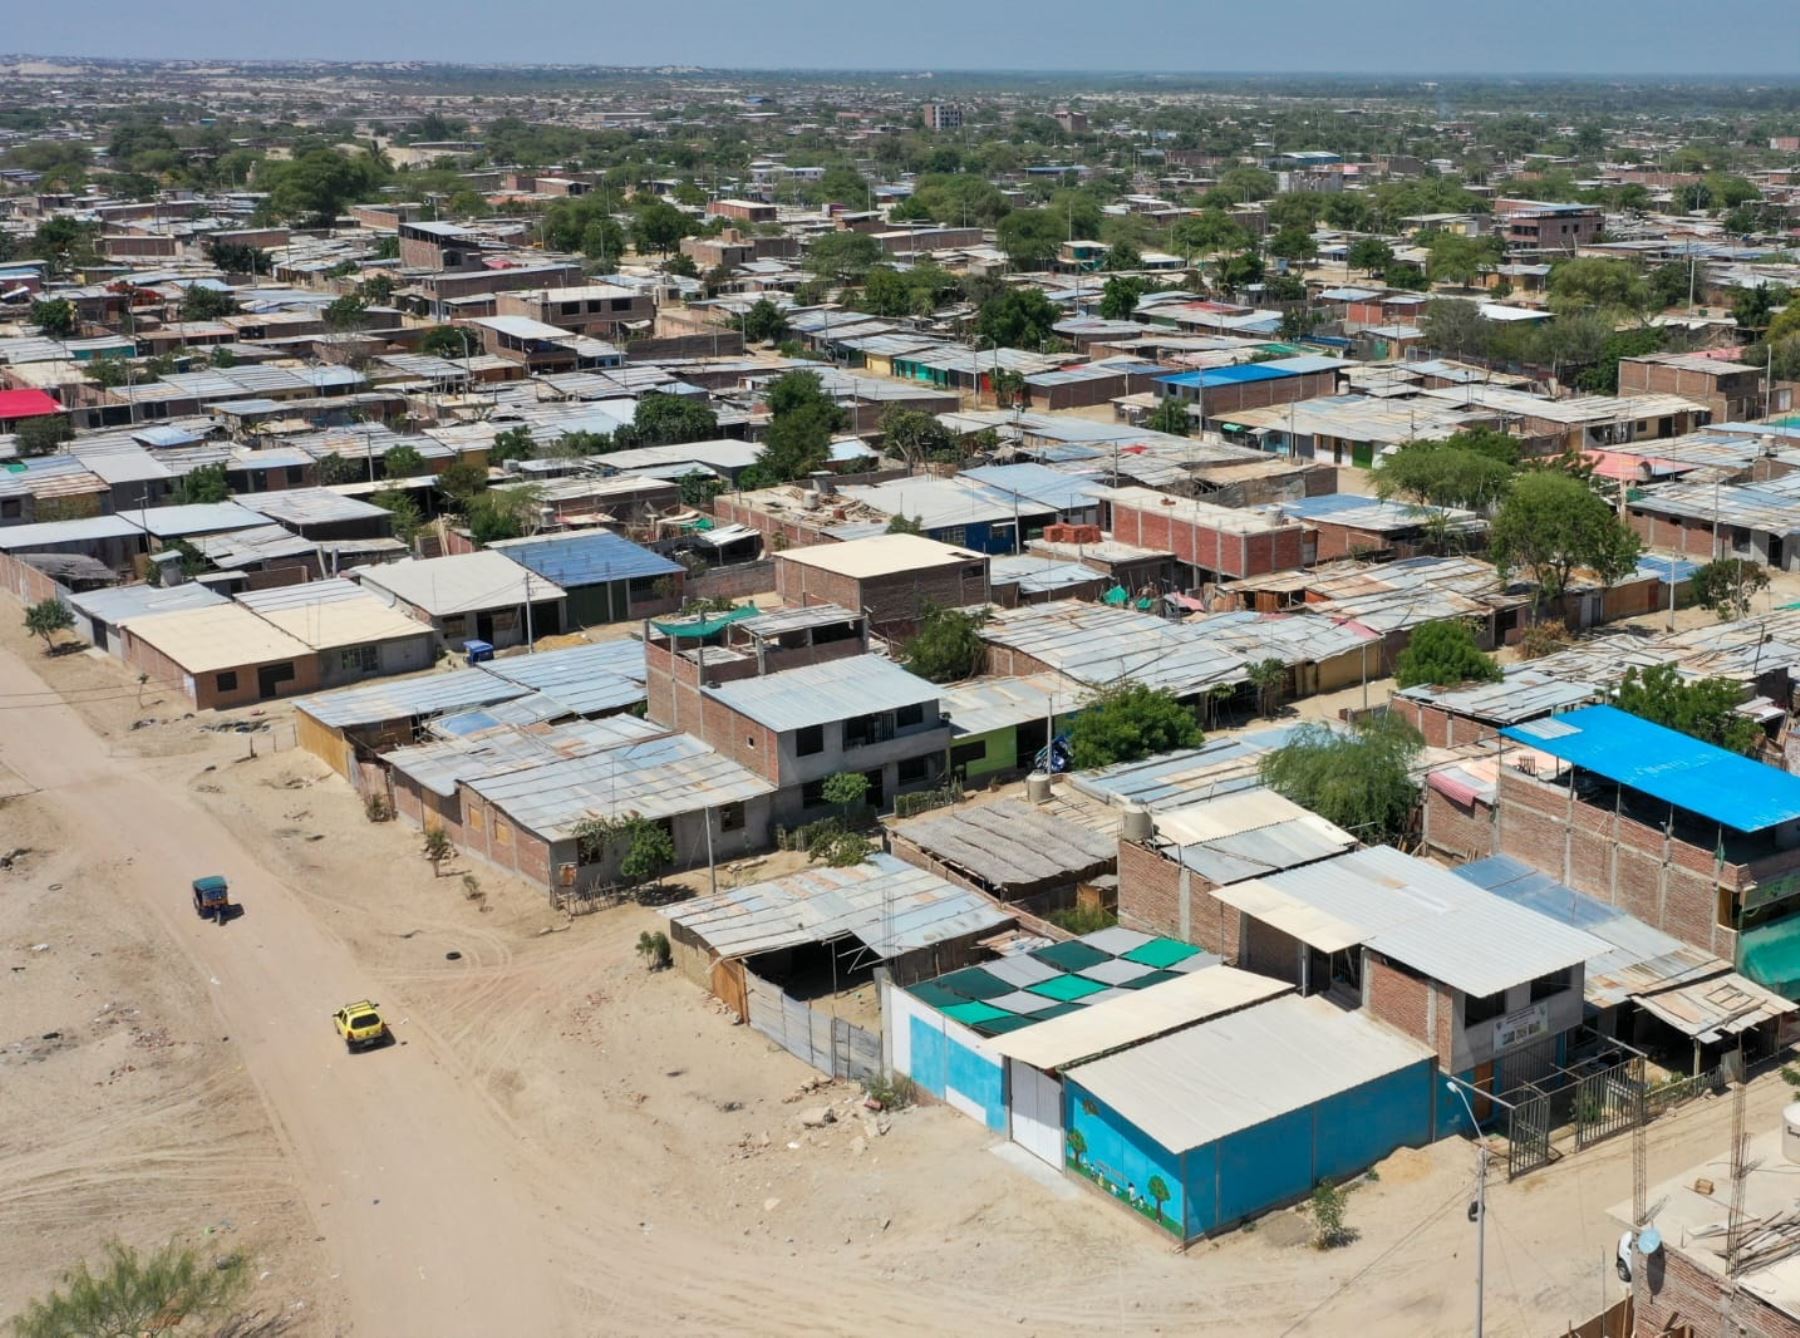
left=0, top=642, right=566, bottom=1338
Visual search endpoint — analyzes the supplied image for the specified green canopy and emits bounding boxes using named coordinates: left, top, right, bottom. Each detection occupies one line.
left=649, top=606, right=758, bottom=638
left=1739, top=916, right=1800, bottom=998
left=1102, top=585, right=1129, bottom=606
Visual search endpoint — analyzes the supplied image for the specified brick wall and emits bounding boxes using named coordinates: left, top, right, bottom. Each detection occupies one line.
left=1116, top=838, right=1247, bottom=958
left=1422, top=786, right=1496, bottom=864
left=775, top=557, right=989, bottom=630
left=690, top=560, right=776, bottom=601
left=1365, top=953, right=1452, bottom=1066
left=1109, top=497, right=1305, bottom=580
left=1632, top=1242, right=1800, bottom=1338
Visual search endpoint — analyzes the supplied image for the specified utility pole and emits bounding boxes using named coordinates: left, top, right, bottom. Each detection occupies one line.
left=1445, top=1080, right=1487, bottom=1338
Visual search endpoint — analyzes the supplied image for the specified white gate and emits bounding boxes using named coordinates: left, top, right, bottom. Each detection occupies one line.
left=1008, top=1059, right=1063, bottom=1167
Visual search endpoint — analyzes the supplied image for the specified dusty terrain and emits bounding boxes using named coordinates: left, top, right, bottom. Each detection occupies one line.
left=3, top=610, right=1798, bottom=1336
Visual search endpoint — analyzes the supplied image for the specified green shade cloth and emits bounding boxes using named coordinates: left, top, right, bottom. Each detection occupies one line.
left=1740, top=916, right=1800, bottom=998
left=1120, top=969, right=1182, bottom=990
left=1031, top=940, right=1112, bottom=972
left=649, top=606, right=758, bottom=638
left=942, top=1000, right=1012, bottom=1026
left=932, top=966, right=1013, bottom=1000
left=1122, top=938, right=1201, bottom=969
left=1027, top=974, right=1109, bottom=1003
left=971, top=1013, right=1039, bottom=1037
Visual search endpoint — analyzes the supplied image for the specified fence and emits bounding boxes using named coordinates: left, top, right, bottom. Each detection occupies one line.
left=745, top=970, right=881, bottom=1082
left=1645, top=1066, right=1722, bottom=1118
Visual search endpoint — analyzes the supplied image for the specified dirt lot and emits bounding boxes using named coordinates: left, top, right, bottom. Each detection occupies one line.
left=4, top=611, right=1799, bottom=1336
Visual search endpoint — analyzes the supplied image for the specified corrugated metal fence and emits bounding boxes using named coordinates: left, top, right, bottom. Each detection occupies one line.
left=745, top=971, right=881, bottom=1082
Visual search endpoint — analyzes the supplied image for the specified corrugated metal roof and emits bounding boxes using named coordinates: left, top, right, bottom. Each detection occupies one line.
left=234, top=578, right=431, bottom=651
left=476, top=639, right=647, bottom=716
left=939, top=672, right=1083, bottom=738
left=706, top=654, right=940, bottom=733
left=0, top=514, right=143, bottom=550
left=1396, top=666, right=1602, bottom=725
left=355, top=551, right=565, bottom=617
left=1070, top=723, right=1317, bottom=809
left=295, top=669, right=532, bottom=729
left=1218, top=845, right=1608, bottom=997
left=386, top=715, right=667, bottom=798
left=486, top=530, right=681, bottom=588
left=1504, top=705, right=1800, bottom=834
left=961, top=463, right=1109, bottom=514
left=1152, top=788, right=1357, bottom=885
left=980, top=600, right=1247, bottom=698
left=987, top=555, right=1105, bottom=596
left=889, top=797, right=1117, bottom=891
left=129, top=501, right=267, bottom=539
left=1065, top=993, right=1436, bottom=1153
left=775, top=533, right=980, bottom=579
left=69, top=581, right=227, bottom=625
left=990, top=965, right=1292, bottom=1072
left=118, top=602, right=314, bottom=673
left=467, top=732, right=774, bottom=837
left=660, top=853, right=1010, bottom=961
left=247, top=488, right=391, bottom=528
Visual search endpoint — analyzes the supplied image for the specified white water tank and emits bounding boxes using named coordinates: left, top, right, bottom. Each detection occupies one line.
left=1782, top=1102, right=1800, bottom=1164
left=1025, top=771, right=1052, bottom=804
left=1121, top=803, right=1152, bottom=845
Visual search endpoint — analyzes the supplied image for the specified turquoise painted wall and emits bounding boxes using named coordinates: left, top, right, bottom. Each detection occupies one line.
left=908, top=1014, right=1005, bottom=1131
left=1063, top=1080, right=1187, bottom=1237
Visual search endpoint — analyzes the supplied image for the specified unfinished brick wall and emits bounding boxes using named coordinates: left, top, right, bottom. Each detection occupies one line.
left=1632, top=1242, right=1800, bottom=1338
left=1422, top=787, right=1496, bottom=864
left=1109, top=499, right=1306, bottom=580
left=1629, top=507, right=1722, bottom=560
left=1365, top=953, right=1453, bottom=1067
left=1116, top=839, right=1247, bottom=959
left=1391, top=698, right=1504, bottom=749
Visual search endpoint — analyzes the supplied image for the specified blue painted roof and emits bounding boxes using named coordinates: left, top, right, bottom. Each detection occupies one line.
left=486, top=530, right=681, bottom=589
left=1158, top=363, right=1288, bottom=389
left=1502, top=705, right=1800, bottom=833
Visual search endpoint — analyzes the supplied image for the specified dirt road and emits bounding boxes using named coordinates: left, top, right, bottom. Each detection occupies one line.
left=0, top=643, right=567, bottom=1337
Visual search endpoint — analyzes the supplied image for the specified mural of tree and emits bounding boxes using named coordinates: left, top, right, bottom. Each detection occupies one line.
left=1066, top=1129, right=1087, bottom=1170
left=1146, top=1175, right=1171, bottom=1226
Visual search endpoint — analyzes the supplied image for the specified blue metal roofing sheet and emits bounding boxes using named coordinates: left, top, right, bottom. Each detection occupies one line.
left=1157, top=363, right=1288, bottom=389
left=1502, top=705, right=1800, bottom=833
left=486, top=530, right=681, bottom=588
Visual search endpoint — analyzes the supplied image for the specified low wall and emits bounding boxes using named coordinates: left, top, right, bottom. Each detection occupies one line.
left=690, top=559, right=776, bottom=601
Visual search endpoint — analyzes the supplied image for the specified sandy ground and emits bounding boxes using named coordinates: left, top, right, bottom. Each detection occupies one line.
left=6, top=610, right=1800, bottom=1336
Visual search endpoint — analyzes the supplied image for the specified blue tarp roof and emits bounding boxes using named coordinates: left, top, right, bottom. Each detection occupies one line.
left=1502, top=705, right=1800, bottom=833
left=486, top=530, right=681, bottom=588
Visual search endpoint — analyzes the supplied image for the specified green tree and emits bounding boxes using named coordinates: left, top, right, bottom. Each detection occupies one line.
left=23, top=598, right=74, bottom=652
left=1547, top=258, right=1651, bottom=317
left=1146, top=398, right=1192, bottom=437
left=437, top=458, right=490, bottom=504
left=678, top=471, right=724, bottom=509
left=264, top=147, right=381, bottom=224
left=10, top=1239, right=250, bottom=1338
left=1259, top=715, right=1423, bottom=845
left=580, top=217, right=626, bottom=265
left=821, top=770, right=870, bottom=825
left=1067, top=683, right=1200, bottom=770
left=465, top=486, right=541, bottom=544
left=631, top=392, right=718, bottom=447
left=1309, top=1181, right=1351, bottom=1249
left=173, top=463, right=230, bottom=505
left=323, top=293, right=367, bottom=332
left=1267, top=225, right=1318, bottom=266
left=1691, top=558, right=1771, bottom=623
left=902, top=604, right=988, bottom=684
left=1490, top=471, right=1641, bottom=606
left=886, top=513, right=924, bottom=535
left=490, top=426, right=535, bottom=464
left=1375, top=440, right=1515, bottom=513
left=806, top=230, right=882, bottom=282
left=1102, top=239, right=1142, bottom=271
left=180, top=285, right=238, bottom=321
left=29, top=298, right=76, bottom=339
left=1217, top=166, right=1278, bottom=201
left=422, top=824, right=454, bottom=875
left=1246, top=658, right=1287, bottom=717
left=631, top=202, right=691, bottom=256
left=995, top=208, right=1064, bottom=269
left=1171, top=211, right=1250, bottom=257
left=1425, top=232, right=1496, bottom=288
left=1732, top=283, right=1785, bottom=339
left=737, top=298, right=789, bottom=344
left=1099, top=274, right=1147, bottom=321
left=371, top=489, right=423, bottom=544
left=421, top=325, right=473, bottom=359
left=1419, top=298, right=1490, bottom=361
left=207, top=240, right=264, bottom=275
left=314, top=452, right=366, bottom=487
left=1394, top=620, right=1502, bottom=689
left=975, top=287, right=1060, bottom=350
left=383, top=443, right=426, bottom=478
left=1146, top=1174, right=1172, bottom=1226
left=882, top=406, right=956, bottom=466
left=15, top=415, right=73, bottom=458
left=1346, top=237, right=1395, bottom=277
left=744, top=371, right=846, bottom=485
left=1615, top=663, right=1761, bottom=755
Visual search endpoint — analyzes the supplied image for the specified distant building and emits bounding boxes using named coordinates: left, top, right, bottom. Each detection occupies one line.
left=921, top=102, right=963, bottom=133
left=1053, top=108, right=1088, bottom=135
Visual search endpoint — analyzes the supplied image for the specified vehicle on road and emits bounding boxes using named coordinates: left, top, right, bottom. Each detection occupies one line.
left=192, top=874, right=232, bottom=922
left=332, top=1000, right=389, bottom=1052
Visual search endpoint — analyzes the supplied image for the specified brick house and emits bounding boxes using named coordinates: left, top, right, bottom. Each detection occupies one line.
left=1618, top=352, right=1780, bottom=424
left=774, top=534, right=990, bottom=637
left=1497, top=706, right=1800, bottom=994
left=1493, top=199, right=1604, bottom=252
left=1102, top=486, right=1307, bottom=585
left=1157, top=842, right=1604, bottom=1106
left=495, top=284, right=654, bottom=339
left=1116, top=789, right=1357, bottom=945
left=644, top=616, right=949, bottom=823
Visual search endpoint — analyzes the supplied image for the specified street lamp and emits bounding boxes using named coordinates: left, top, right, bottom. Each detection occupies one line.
left=1444, top=1079, right=1488, bottom=1338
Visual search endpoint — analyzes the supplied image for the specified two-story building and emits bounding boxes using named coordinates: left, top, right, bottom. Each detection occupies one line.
left=494, top=284, right=654, bottom=340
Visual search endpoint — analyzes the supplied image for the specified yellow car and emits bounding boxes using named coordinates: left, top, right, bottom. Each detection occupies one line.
left=331, top=1001, right=389, bottom=1052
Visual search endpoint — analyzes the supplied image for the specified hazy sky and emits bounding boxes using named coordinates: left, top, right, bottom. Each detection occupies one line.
left=10, top=0, right=1800, bottom=75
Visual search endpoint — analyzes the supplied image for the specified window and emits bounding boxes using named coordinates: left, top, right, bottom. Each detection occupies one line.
left=800, top=778, right=827, bottom=808
left=844, top=712, right=894, bottom=749
left=286, top=466, right=306, bottom=485
left=963, top=564, right=984, bottom=581
left=897, top=756, right=930, bottom=785
left=895, top=702, right=925, bottom=729
left=1463, top=990, right=1508, bottom=1029
left=339, top=645, right=378, bottom=674
left=0, top=499, right=19, bottom=519
left=719, top=802, right=745, bottom=832
left=745, top=734, right=757, bottom=748
left=627, top=576, right=664, bottom=599
left=215, top=671, right=239, bottom=692
left=951, top=741, right=985, bottom=769
left=560, top=301, right=580, bottom=315
left=939, top=526, right=967, bottom=546
left=795, top=724, right=825, bottom=756
left=1529, top=968, right=1572, bottom=1003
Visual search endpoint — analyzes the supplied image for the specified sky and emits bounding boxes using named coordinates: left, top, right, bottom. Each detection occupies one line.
left=8, top=0, right=1800, bottom=76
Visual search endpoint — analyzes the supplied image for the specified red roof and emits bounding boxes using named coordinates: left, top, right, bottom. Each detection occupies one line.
left=0, top=389, right=60, bottom=422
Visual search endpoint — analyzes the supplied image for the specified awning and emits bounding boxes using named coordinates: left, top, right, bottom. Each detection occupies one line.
left=650, top=606, right=758, bottom=638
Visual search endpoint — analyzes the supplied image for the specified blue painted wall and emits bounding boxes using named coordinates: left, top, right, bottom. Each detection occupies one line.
left=909, top=1014, right=1006, bottom=1131
left=1063, top=1080, right=1187, bottom=1237
left=1070, top=1057, right=1436, bottom=1240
